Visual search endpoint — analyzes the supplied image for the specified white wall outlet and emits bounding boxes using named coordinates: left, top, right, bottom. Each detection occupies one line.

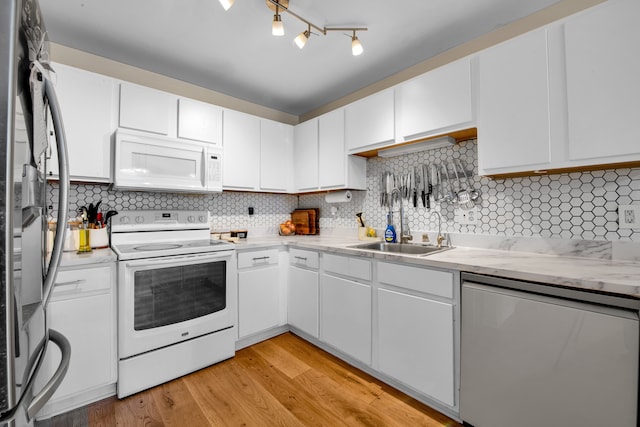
left=618, top=205, right=640, bottom=229
left=455, top=206, right=479, bottom=225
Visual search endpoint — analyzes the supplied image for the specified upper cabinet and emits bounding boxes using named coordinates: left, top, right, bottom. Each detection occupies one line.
left=476, top=28, right=556, bottom=175
left=222, top=109, right=260, bottom=191
left=177, top=98, right=222, bottom=145
left=398, top=57, right=475, bottom=142
left=563, top=0, right=640, bottom=163
left=293, top=118, right=319, bottom=192
left=119, top=83, right=175, bottom=136
left=345, top=88, right=395, bottom=153
left=318, top=109, right=366, bottom=191
left=260, top=119, right=294, bottom=193
left=477, top=0, right=640, bottom=176
left=47, top=63, right=118, bottom=183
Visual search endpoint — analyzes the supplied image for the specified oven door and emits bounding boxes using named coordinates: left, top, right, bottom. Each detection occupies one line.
left=118, top=251, right=237, bottom=359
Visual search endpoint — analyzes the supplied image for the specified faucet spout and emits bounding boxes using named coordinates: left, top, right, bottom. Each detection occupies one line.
left=429, top=211, right=444, bottom=248
left=389, top=188, right=412, bottom=243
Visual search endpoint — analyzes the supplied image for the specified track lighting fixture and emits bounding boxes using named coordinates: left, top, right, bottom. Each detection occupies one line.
left=294, top=25, right=311, bottom=49
left=219, top=0, right=368, bottom=55
left=218, top=0, right=235, bottom=11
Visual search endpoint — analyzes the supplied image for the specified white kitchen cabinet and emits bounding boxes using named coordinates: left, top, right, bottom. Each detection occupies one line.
left=376, top=261, right=456, bottom=408
left=260, top=118, right=294, bottom=192
left=563, top=0, right=640, bottom=162
left=321, top=254, right=372, bottom=365
left=377, top=288, right=454, bottom=407
left=47, top=63, right=118, bottom=182
left=119, top=82, right=175, bottom=136
left=345, top=88, right=395, bottom=153
left=35, top=262, right=117, bottom=419
left=318, top=109, right=367, bottom=190
left=288, top=249, right=319, bottom=338
left=237, top=249, right=283, bottom=339
left=293, top=118, right=319, bottom=192
left=223, top=109, right=260, bottom=190
left=177, top=98, right=222, bottom=145
left=476, top=28, right=555, bottom=175
left=398, top=57, right=474, bottom=142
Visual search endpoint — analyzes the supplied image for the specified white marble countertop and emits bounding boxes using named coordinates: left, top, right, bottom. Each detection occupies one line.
left=232, top=235, right=640, bottom=299
left=59, top=247, right=117, bottom=268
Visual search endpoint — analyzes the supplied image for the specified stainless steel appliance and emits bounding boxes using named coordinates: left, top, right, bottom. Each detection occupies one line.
left=461, top=272, right=639, bottom=427
left=1, top=1, right=71, bottom=425
left=111, top=210, right=236, bottom=398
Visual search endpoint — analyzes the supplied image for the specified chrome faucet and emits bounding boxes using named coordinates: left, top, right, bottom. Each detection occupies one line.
left=391, top=188, right=413, bottom=243
left=429, top=211, right=445, bottom=248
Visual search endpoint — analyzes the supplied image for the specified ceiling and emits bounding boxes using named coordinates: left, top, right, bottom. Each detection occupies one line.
left=39, top=0, right=570, bottom=117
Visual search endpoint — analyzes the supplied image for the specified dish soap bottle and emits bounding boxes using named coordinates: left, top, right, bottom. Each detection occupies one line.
left=384, top=213, right=396, bottom=243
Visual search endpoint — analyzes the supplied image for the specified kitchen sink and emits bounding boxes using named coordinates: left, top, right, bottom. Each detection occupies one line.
left=348, top=242, right=451, bottom=256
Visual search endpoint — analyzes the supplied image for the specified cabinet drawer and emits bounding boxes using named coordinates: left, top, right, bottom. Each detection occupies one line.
left=53, top=265, right=112, bottom=299
left=377, top=262, right=453, bottom=299
left=289, top=248, right=319, bottom=270
left=237, top=249, right=279, bottom=269
left=323, top=253, right=371, bottom=281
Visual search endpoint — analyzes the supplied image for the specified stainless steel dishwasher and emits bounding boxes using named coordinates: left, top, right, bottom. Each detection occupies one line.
left=460, top=272, right=639, bottom=427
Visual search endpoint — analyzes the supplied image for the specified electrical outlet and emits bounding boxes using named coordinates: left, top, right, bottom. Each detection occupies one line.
left=618, top=205, right=640, bottom=229
left=456, top=206, right=479, bottom=225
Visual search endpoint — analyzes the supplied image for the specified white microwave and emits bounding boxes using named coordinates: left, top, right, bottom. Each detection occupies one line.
left=113, top=130, right=222, bottom=193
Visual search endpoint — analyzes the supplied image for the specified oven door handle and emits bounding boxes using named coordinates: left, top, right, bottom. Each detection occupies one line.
left=124, top=251, right=234, bottom=268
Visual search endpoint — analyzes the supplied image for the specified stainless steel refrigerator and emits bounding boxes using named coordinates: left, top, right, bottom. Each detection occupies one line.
left=1, top=0, right=72, bottom=425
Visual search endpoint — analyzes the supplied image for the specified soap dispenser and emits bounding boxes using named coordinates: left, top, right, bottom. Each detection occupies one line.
left=384, top=212, right=396, bottom=243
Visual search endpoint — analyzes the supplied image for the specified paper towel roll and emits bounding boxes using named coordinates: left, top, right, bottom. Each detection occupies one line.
left=325, top=190, right=352, bottom=203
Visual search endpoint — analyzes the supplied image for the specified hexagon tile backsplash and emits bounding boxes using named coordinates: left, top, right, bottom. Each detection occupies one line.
left=48, top=139, right=639, bottom=245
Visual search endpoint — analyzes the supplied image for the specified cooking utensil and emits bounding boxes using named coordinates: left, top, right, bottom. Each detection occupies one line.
left=356, top=212, right=366, bottom=227
left=431, top=165, right=440, bottom=202
left=412, top=168, right=418, bottom=207
left=452, top=160, right=473, bottom=209
left=442, top=164, right=455, bottom=203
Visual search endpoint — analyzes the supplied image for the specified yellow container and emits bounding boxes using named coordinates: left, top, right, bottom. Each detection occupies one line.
left=77, top=228, right=92, bottom=253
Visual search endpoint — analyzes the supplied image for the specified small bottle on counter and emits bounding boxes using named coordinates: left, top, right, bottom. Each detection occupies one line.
left=384, top=212, right=396, bottom=243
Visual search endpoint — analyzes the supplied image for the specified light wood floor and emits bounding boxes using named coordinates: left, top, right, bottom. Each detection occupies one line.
left=38, top=332, right=462, bottom=426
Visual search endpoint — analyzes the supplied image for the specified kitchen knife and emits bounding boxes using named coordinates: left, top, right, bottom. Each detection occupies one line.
left=412, top=167, right=418, bottom=208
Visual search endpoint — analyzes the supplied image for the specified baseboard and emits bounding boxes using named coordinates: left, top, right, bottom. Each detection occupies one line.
left=236, top=325, right=290, bottom=350
left=35, top=383, right=116, bottom=421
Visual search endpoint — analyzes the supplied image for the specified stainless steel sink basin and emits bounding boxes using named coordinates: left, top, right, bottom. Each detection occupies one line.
left=348, top=242, right=451, bottom=256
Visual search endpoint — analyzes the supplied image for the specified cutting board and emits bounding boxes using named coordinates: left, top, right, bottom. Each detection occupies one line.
left=291, top=208, right=319, bottom=235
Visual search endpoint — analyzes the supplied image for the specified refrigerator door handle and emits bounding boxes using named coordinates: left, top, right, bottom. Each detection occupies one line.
left=25, top=329, right=71, bottom=421
left=41, top=74, right=70, bottom=308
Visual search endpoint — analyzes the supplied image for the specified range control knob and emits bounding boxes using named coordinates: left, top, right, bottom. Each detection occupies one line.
left=187, top=215, right=195, bottom=223
left=120, top=216, right=130, bottom=224
left=135, top=216, right=144, bottom=224
left=198, top=215, right=206, bottom=223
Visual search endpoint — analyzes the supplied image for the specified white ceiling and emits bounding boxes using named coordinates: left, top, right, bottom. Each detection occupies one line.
left=39, top=0, right=566, bottom=116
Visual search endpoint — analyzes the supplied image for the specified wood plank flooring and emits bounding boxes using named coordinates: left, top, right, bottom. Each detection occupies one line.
left=38, top=333, right=462, bottom=427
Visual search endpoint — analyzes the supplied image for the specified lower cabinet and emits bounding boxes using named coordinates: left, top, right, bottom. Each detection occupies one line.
left=237, top=248, right=284, bottom=339
left=377, top=288, right=454, bottom=406
left=35, top=262, right=117, bottom=419
left=288, top=249, right=319, bottom=338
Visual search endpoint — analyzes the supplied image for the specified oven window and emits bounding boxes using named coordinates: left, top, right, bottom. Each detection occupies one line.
left=133, top=261, right=226, bottom=330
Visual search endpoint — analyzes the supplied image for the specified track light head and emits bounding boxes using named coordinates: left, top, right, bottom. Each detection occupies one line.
left=351, top=31, right=363, bottom=56
left=294, top=26, right=311, bottom=49
left=272, top=13, right=284, bottom=36
left=219, top=0, right=235, bottom=11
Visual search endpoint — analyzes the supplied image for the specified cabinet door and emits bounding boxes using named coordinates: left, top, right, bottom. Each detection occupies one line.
left=345, top=89, right=395, bottom=152
left=399, top=57, right=474, bottom=141
left=119, top=83, right=175, bottom=135
left=260, top=119, right=293, bottom=192
left=293, top=119, right=319, bottom=192
left=564, top=0, right=640, bottom=161
left=477, top=29, right=552, bottom=174
left=48, top=63, right=117, bottom=182
left=318, top=109, right=346, bottom=189
left=378, top=288, right=454, bottom=406
left=238, top=265, right=281, bottom=338
left=37, top=265, right=116, bottom=408
left=321, top=274, right=372, bottom=365
left=222, top=109, right=260, bottom=190
left=177, top=98, right=222, bottom=145
left=288, top=265, right=318, bottom=338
